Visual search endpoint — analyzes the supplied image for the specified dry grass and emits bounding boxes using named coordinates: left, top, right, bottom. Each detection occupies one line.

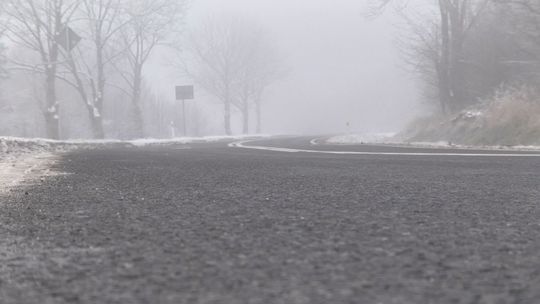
left=402, top=86, right=540, bottom=146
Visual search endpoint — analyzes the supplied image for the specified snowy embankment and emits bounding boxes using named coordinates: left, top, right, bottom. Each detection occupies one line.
left=0, top=138, right=65, bottom=193
left=324, top=133, right=540, bottom=151
left=0, top=135, right=269, bottom=192
left=399, top=87, right=540, bottom=148
left=327, top=88, right=540, bottom=150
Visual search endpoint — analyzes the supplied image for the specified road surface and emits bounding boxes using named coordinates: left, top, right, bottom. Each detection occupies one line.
left=2, top=137, right=540, bottom=304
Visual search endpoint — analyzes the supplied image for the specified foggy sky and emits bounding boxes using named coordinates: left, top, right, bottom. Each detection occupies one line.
left=150, top=0, right=422, bottom=135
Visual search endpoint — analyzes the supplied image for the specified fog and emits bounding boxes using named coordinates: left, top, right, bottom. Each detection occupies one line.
left=3, top=2, right=540, bottom=302
left=151, top=0, right=421, bottom=135
left=5, top=1, right=536, bottom=142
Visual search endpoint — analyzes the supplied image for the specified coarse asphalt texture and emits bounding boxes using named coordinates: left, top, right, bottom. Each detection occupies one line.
left=2, top=136, right=540, bottom=304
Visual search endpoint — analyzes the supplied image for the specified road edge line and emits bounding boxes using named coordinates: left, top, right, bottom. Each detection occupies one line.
left=229, top=140, right=540, bottom=157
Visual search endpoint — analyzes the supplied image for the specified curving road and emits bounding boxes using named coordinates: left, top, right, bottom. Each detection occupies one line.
left=234, top=136, right=540, bottom=156
left=2, top=136, right=540, bottom=304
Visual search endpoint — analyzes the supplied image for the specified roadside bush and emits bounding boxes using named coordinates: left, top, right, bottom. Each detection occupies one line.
left=479, top=86, right=540, bottom=145
left=401, top=86, right=540, bottom=146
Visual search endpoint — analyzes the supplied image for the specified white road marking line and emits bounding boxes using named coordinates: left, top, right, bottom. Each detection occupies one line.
left=229, top=140, right=540, bottom=157
left=310, top=138, right=322, bottom=146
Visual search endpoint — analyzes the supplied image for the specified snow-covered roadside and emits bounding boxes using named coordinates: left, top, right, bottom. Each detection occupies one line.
left=0, top=134, right=271, bottom=193
left=0, top=152, right=59, bottom=194
left=403, top=142, right=540, bottom=151
left=0, top=134, right=271, bottom=148
left=0, top=139, right=68, bottom=193
left=324, top=133, right=396, bottom=145
left=324, top=134, right=540, bottom=152
left=127, top=134, right=271, bottom=147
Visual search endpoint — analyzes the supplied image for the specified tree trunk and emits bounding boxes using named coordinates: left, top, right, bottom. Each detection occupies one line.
left=438, top=0, right=452, bottom=114
left=67, top=54, right=105, bottom=140
left=224, top=99, right=232, bottom=136
left=131, top=103, right=144, bottom=139
left=87, top=106, right=105, bottom=139
left=44, top=5, right=62, bottom=140
left=242, top=99, right=249, bottom=134
left=94, top=36, right=106, bottom=139
left=256, top=101, right=262, bottom=134
left=93, top=118, right=105, bottom=139
left=45, top=69, right=60, bottom=139
left=436, top=65, right=449, bottom=115
left=448, top=0, right=467, bottom=110
left=131, top=67, right=144, bottom=138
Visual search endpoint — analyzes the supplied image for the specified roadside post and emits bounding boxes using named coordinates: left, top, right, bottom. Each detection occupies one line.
left=175, top=85, right=195, bottom=136
left=170, top=121, right=176, bottom=138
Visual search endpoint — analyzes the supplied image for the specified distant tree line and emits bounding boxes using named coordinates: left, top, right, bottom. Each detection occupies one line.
left=0, top=1, right=282, bottom=139
left=375, top=0, right=540, bottom=114
left=0, top=0, right=186, bottom=139
left=180, top=15, right=285, bottom=135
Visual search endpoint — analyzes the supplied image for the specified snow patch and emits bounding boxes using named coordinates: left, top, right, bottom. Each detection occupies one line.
left=128, top=135, right=271, bottom=147
left=404, top=141, right=540, bottom=152
left=93, top=107, right=101, bottom=118
left=0, top=153, right=59, bottom=193
left=408, top=141, right=456, bottom=148
left=464, top=110, right=483, bottom=118
left=0, top=138, right=70, bottom=193
left=326, top=133, right=397, bottom=145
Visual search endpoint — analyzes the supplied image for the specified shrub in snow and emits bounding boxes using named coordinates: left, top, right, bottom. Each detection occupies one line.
left=401, top=86, right=540, bottom=146
left=480, top=86, right=540, bottom=145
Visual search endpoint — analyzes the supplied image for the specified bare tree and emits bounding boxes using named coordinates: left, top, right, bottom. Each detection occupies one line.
left=441, top=1, right=491, bottom=111
left=59, top=0, right=130, bottom=139
left=3, top=0, right=80, bottom=139
left=374, top=0, right=491, bottom=113
left=236, top=29, right=284, bottom=134
left=117, top=0, right=186, bottom=138
left=234, top=25, right=266, bottom=134
left=181, top=16, right=248, bottom=135
left=182, top=15, right=282, bottom=135
left=79, top=0, right=128, bottom=138
left=497, top=1, right=540, bottom=56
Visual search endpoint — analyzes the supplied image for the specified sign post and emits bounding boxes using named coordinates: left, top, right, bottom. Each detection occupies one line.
left=175, top=85, right=195, bottom=137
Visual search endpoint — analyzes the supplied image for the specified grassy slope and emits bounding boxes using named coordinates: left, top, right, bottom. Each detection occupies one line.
left=401, top=89, right=540, bottom=146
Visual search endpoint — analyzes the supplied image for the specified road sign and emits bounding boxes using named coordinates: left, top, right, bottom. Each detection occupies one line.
left=176, top=85, right=194, bottom=100
left=175, top=85, right=195, bottom=137
left=57, top=26, right=81, bottom=52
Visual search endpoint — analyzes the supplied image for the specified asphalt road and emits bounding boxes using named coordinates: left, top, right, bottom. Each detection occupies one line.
left=2, top=137, right=540, bottom=304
